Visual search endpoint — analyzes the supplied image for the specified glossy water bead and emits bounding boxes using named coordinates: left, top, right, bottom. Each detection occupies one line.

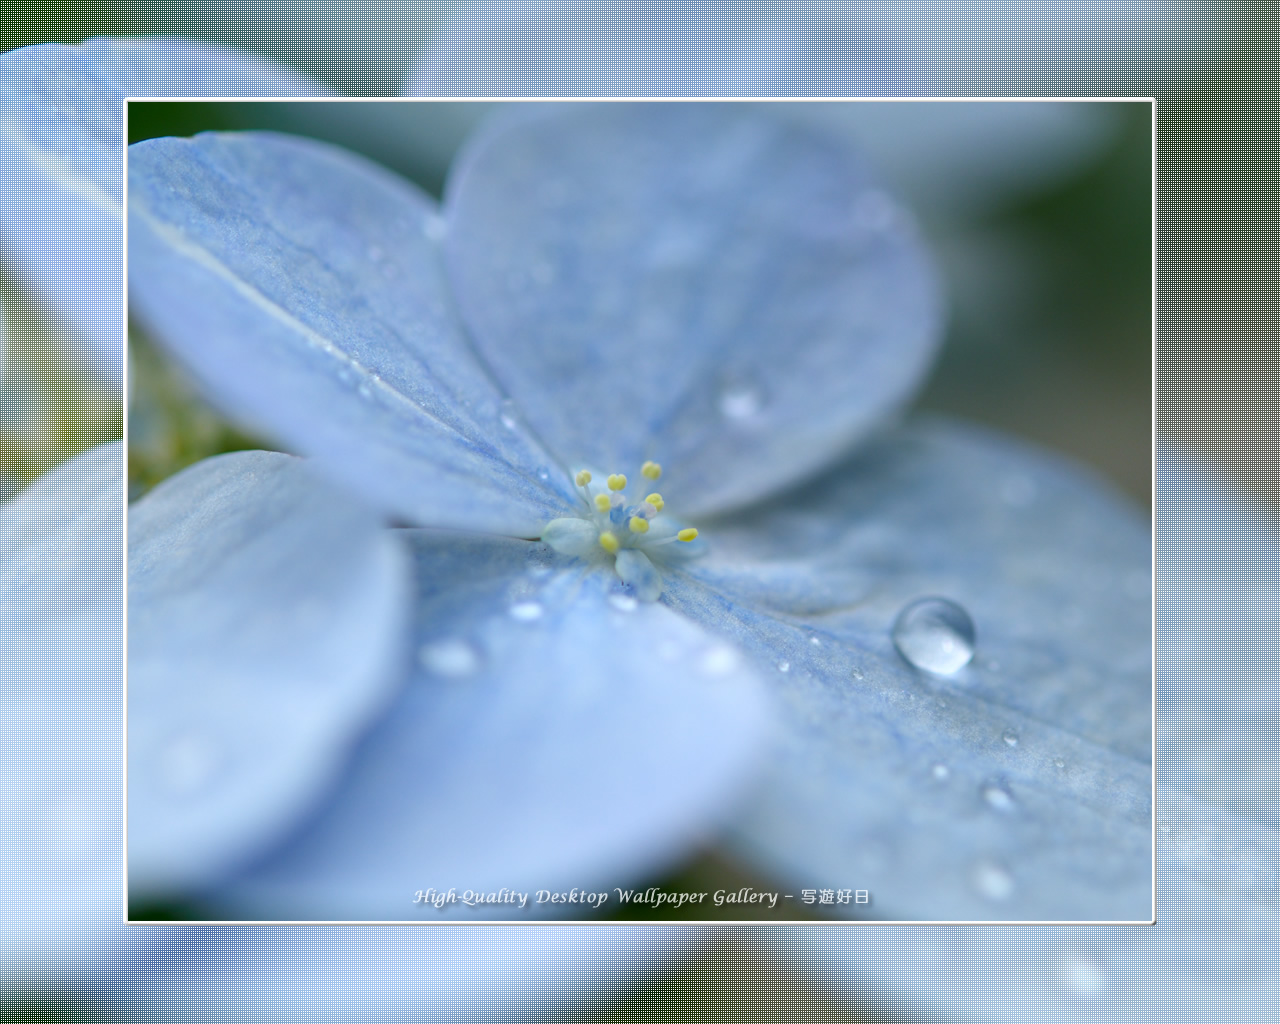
left=892, top=596, right=976, bottom=675
left=541, top=460, right=701, bottom=602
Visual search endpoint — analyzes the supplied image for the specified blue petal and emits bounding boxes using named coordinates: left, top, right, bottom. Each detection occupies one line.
left=213, top=532, right=772, bottom=920
left=766, top=456, right=1278, bottom=1019
left=128, top=129, right=572, bottom=536
left=0, top=37, right=330, bottom=390
left=128, top=450, right=412, bottom=897
left=409, top=1, right=1226, bottom=99
left=0, top=443, right=157, bottom=977
left=445, top=103, right=942, bottom=518
left=97, top=926, right=693, bottom=1021
left=663, top=418, right=1151, bottom=920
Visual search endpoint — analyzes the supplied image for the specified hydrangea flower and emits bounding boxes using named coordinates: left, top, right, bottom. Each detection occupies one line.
left=0, top=11, right=1265, bottom=1023
left=126, top=100, right=1151, bottom=922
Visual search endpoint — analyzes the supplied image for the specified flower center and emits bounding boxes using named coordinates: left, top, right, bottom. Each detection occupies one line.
left=540, top=461, right=700, bottom=602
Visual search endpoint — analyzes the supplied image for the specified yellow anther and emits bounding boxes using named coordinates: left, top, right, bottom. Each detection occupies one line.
left=599, top=531, right=620, bottom=553
left=645, top=493, right=664, bottom=511
left=641, top=461, right=662, bottom=481
left=677, top=528, right=699, bottom=542
left=629, top=516, right=650, bottom=534
left=594, top=493, right=612, bottom=513
left=575, top=470, right=592, bottom=487
left=607, top=474, right=627, bottom=491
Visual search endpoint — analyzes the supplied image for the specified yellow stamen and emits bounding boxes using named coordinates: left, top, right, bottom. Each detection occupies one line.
left=607, top=473, right=627, bottom=491
left=629, top=516, right=650, bottom=534
left=677, top=528, right=699, bottom=542
left=641, top=461, right=662, bottom=481
left=645, top=493, right=664, bottom=511
left=599, top=531, right=619, bottom=553
left=575, top=470, right=592, bottom=487
left=594, top=494, right=612, bottom=513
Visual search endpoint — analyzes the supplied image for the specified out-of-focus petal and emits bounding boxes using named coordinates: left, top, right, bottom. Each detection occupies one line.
left=0, top=36, right=331, bottom=389
left=0, top=443, right=145, bottom=979
left=446, top=103, right=942, bottom=518
left=764, top=455, right=1278, bottom=1020
left=128, top=450, right=412, bottom=898
left=128, top=130, right=569, bottom=536
left=214, top=532, right=772, bottom=920
left=409, top=1, right=1227, bottom=99
left=664, top=418, right=1151, bottom=920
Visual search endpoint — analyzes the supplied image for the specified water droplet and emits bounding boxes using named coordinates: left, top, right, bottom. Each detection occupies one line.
left=981, top=779, right=1016, bottom=812
left=931, top=762, right=950, bottom=781
left=1002, top=730, right=1019, bottom=747
left=537, top=467, right=551, bottom=482
left=718, top=381, right=763, bottom=420
left=508, top=601, right=544, bottom=622
left=892, top=597, right=976, bottom=675
left=699, top=644, right=739, bottom=676
left=1059, top=954, right=1108, bottom=998
left=161, top=734, right=220, bottom=794
left=777, top=660, right=791, bottom=673
left=808, top=634, right=822, bottom=647
left=499, top=399, right=519, bottom=431
left=419, top=638, right=481, bottom=678
left=850, top=666, right=864, bottom=681
left=1054, top=757, right=1066, bottom=769
left=972, top=860, right=1015, bottom=901
left=608, top=593, right=638, bottom=613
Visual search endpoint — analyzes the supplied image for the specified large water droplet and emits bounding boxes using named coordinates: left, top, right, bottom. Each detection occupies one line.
left=981, top=779, right=1016, bottom=812
left=419, top=638, right=481, bottom=678
left=718, top=381, right=763, bottom=420
left=508, top=601, right=544, bottom=622
left=972, top=860, right=1015, bottom=901
left=892, top=597, right=976, bottom=675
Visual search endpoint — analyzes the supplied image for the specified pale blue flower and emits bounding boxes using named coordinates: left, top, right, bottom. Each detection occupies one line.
left=126, top=100, right=1151, bottom=922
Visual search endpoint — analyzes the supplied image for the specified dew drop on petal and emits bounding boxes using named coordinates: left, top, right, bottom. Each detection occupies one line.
left=808, top=634, right=822, bottom=647
left=508, top=601, right=544, bottom=622
left=718, top=381, right=763, bottom=420
left=419, top=638, right=482, bottom=678
left=892, top=597, right=976, bottom=675
left=931, top=762, right=950, bottom=781
left=972, top=860, right=1015, bottom=901
left=1054, top=757, right=1067, bottom=769
left=499, top=399, right=519, bottom=431
left=608, top=593, right=638, bottom=613
left=981, top=779, right=1017, bottom=812
left=777, top=660, right=790, bottom=673
left=1002, top=730, right=1019, bottom=747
